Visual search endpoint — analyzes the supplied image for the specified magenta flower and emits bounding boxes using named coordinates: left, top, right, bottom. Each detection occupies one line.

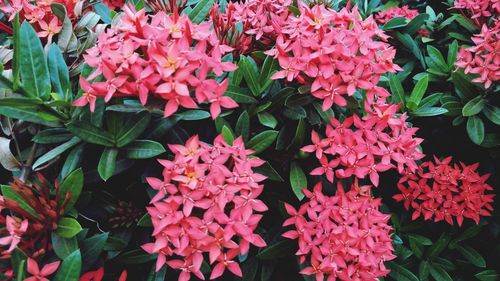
left=375, top=5, right=419, bottom=24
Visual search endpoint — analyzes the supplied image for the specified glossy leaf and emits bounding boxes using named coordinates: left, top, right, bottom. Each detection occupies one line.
left=98, top=148, right=118, bottom=181
left=290, top=162, right=307, bottom=201
left=247, top=130, right=278, bottom=154
left=56, top=217, right=82, bottom=238
left=54, top=250, right=82, bottom=281
left=123, top=140, right=165, bottom=159
left=466, top=116, right=485, bottom=145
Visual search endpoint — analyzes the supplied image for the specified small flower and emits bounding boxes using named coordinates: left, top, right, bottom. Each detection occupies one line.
left=375, top=5, right=419, bottom=24
left=25, top=258, right=60, bottom=281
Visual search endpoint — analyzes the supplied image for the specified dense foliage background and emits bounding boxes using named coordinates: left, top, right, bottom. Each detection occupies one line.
left=0, top=0, right=498, bottom=280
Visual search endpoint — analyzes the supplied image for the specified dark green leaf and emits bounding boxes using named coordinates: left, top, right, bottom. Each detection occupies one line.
left=258, top=112, right=278, bottom=129
left=81, top=233, right=108, bottom=271
left=408, top=74, right=429, bottom=111
left=426, top=235, right=449, bottom=260
left=60, top=144, right=85, bottom=179
left=247, top=130, right=278, bottom=154
left=58, top=168, right=83, bottom=211
left=240, top=56, right=260, bottom=96
left=483, top=105, right=500, bottom=125
left=176, top=110, right=211, bottom=121
left=389, top=73, right=406, bottom=106
left=235, top=111, right=250, bottom=140
left=1, top=185, right=37, bottom=217
left=290, top=161, right=307, bottom=201
left=19, top=21, right=51, bottom=99
left=383, top=17, right=408, bottom=30
left=33, top=128, right=72, bottom=144
left=253, top=162, right=283, bottom=182
left=67, top=121, right=114, bottom=146
left=48, top=44, right=71, bottom=100
left=52, top=233, right=78, bottom=259
left=116, top=112, right=151, bottom=147
left=419, top=261, right=430, bottom=280
left=387, top=262, right=420, bottom=281
left=475, top=270, right=500, bottom=281
left=32, top=137, right=81, bottom=170
left=187, top=0, right=215, bottom=23
left=257, top=240, right=295, bottom=260
left=54, top=250, right=82, bottom=281
left=221, top=125, right=235, bottom=145
left=116, top=249, right=157, bottom=264
left=429, top=263, right=453, bottom=281
left=457, top=245, right=486, bottom=268
left=225, top=86, right=258, bottom=103
left=123, top=140, right=165, bottom=159
left=467, top=116, right=485, bottom=145
left=137, top=213, right=153, bottom=227
left=403, top=13, right=429, bottom=35
left=98, top=148, right=118, bottom=181
left=462, top=96, right=485, bottom=117
left=412, top=107, right=448, bottom=117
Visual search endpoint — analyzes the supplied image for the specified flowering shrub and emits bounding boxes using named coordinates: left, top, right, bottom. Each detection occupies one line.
left=283, top=182, right=396, bottom=280
left=0, top=0, right=498, bottom=280
left=394, top=156, right=495, bottom=226
left=142, top=135, right=268, bottom=280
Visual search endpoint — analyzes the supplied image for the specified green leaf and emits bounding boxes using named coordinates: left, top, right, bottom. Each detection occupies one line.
left=33, top=128, right=73, bottom=144
left=447, top=40, right=459, bottom=67
left=56, top=217, right=82, bottom=238
left=116, top=249, right=157, bottom=264
left=383, top=17, right=408, bottom=30
left=412, top=107, right=448, bottom=117
left=137, top=213, right=153, bottom=227
left=427, top=45, right=449, bottom=73
left=457, top=245, right=486, bottom=268
left=48, top=44, right=71, bottom=100
left=258, top=112, right=278, bottom=129
left=287, top=5, right=300, bottom=16
left=442, top=101, right=463, bottom=116
left=483, top=105, right=500, bottom=125
left=188, top=0, right=215, bottom=23
left=451, top=71, right=475, bottom=100
left=221, top=125, right=235, bottom=145
left=403, top=13, right=429, bottom=35
left=58, top=168, right=83, bottom=211
left=257, top=240, right=295, bottom=260
left=240, top=56, right=260, bottom=96
left=54, top=250, right=82, bottom=281
left=409, top=234, right=433, bottom=246
left=176, top=110, right=211, bottom=121
left=115, top=112, right=151, bottom=147
left=419, top=92, right=443, bottom=108
left=389, top=73, right=406, bottom=106
left=19, top=21, right=51, bottom=100
left=259, top=55, right=278, bottom=91
left=12, top=13, right=20, bottom=90
left=429, top=263, right=453, bottom=281
left=475, top=270, right=500, bottom=281
left=123, top=140, right=165, bottom=159
left=32, top=137, right=81, bottom=170
left=11, top=248, right=27, bottom=280
left=454, top=14, right=479, bottom=32
left=0, top=105, right=61, bottom=127
left=15, top=259, right=25, bottom=281
left=98, top=148, right=118, bottom=181
left=1, top=185, right=37, bottom=217
left=408, top=74, right=429, bottom=111
left=387, top=262, right=420, bottom=281
left=60, top=144, right=85, bottom=179
left=67, top=121, right=114, bottom=147
left=224, top=86, right=258, bottom=104
left=52, top=4, right=77, bottom=53
left=426, top=235, right=449, bottom=260
left=419, top=261, right=430, bottom=280
left=81, top=233, right=108, bottom=271
left=235, top=111, right=250, bottom=140
left=52, top=233, right=78, bottom=259
left=254, top=161, right=283, bottom=182
left=467, top=116, right=485, bottom=145
left=462, top=96, right=485, bottom=116
left=395, top=32, right=426, bottom=67
left=247, top=130, right=278, bottom=154
left=290, top=161, right=307, bottom=201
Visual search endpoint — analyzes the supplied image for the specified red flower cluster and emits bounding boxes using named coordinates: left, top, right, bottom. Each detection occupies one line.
left=454, top=0, right=499, bottom=23
left=302, top=103, right=425, bottom=187
left=0, top=0, right=83, bottom=40
left=142, top=135, right=268, bottom=281
left=394, top=156, right=495, bottom=226
left=268, top=4, right=401, bottom=110
left=283, top=182, right=396, bottom=281
left=0, top=175, right=70, bottom=259
left=455, top=21, right=500, bottom=88
left=103, top=0, right=125, bottom=10
left=80, top=267, right=127, bottom=281
left=375, top=5, right=419, bottom=24
left=76, top=5, right=238, bottom=119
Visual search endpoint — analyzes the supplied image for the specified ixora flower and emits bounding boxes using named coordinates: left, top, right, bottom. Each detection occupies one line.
left=375, top=5, right=419, bottom=24
left=25, top=258, right=60, bottom=281
left=455, top=21, right=499, bottom=89
left=394, top=156, right=495, bottom=226
left=0, top=0, right=83, bottom=37
left=302, top=103, right=425, bottom=187
left=0, top=174, right=71, bottom=259
left=453, top=0, right=500, bottom=23
left=80, top=267, right=128, bottom=281
left=142, top=135, right=268, bottom=281
left=283, top=182, right=396, bottom=281
left=267, top=4, right=401, bottom=110
left=75, top=5, right=238, bottom=119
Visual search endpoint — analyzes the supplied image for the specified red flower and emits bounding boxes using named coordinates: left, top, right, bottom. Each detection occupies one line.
left=394, top=156, right=495, bottom=226
left=375, top=5, right=419, bottom=24
left=283, top=182, right=396, bottom=281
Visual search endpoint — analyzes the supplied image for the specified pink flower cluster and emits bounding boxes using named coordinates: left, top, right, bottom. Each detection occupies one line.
left=394, top=156, right=495, bottom=226
left=0, top=0, right=83, bottom=40
left=302, top=103, right=425, bottom=187
left=454, top=0, right=499, bottom=23
left=267, top=4, right=401, bottom=111
left=375, top=5, right=419, bottom=24
left=76, top=5, right=238, bottom=119
left=455, top=21, right=500, bottom=88
left=103, top=0, right=125, bottom=10
left=142, top=135, right=268, bottom=281
left=283, top=182, right=396, bottom=281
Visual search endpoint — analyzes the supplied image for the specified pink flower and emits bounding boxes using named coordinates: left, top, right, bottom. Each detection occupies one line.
left=283, top=182, right=396, bottom=281
left=72, top=76, right=98, bottom=112
left=454, top=0, right=499, bottom=23
left=36, top=17, right=62, bottom=42
left=455, top=22, right=499, bottom=89
left=269, top=4, right=400, bottom=110
left=142, top=135, right=268, bottom=281
left=25, top=258, right=60, bottom=281
left=394, top=156, right=495, bottom=226
left=76, top=5, right=239, bottom=117
left=375, top=5, right=419, bottom=24
left=0, top=216, right=28, bottom=253
left=302, top=103, right=424, bottom=187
